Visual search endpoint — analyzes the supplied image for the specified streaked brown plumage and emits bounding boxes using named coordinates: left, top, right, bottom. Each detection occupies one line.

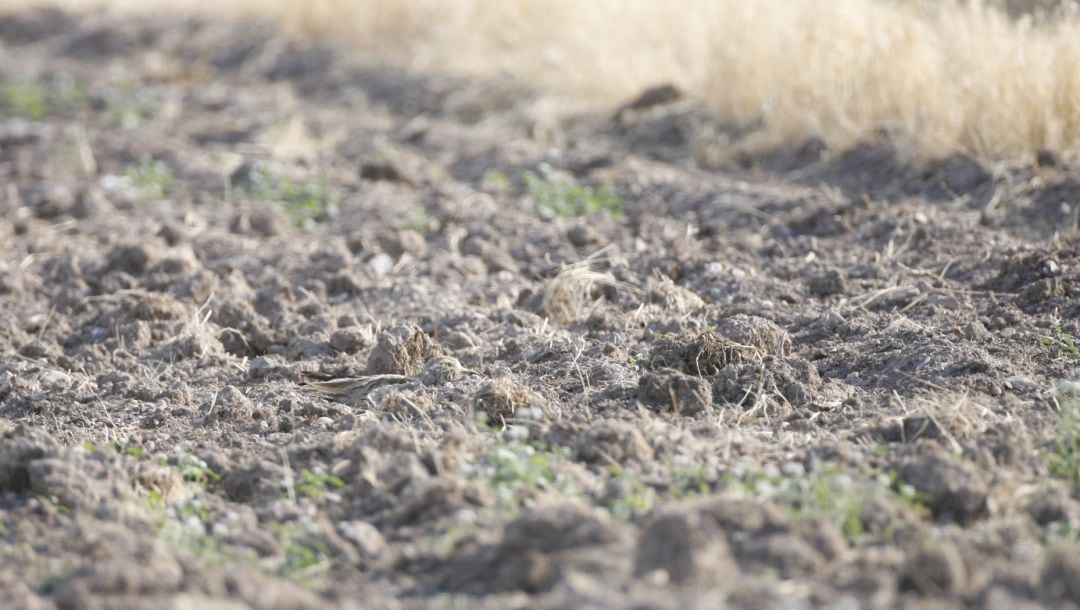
left=302, top=356, right=474, bottom=405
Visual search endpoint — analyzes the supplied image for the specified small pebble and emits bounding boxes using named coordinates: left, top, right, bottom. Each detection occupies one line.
left=1041, top=259, right=1061, bottom=277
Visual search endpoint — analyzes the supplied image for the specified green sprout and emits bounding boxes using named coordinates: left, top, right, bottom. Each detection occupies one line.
left=1040, top=326, right=1078, bottom=358
left=246, top=163, right=339, bottom=228
left=481, top=169, right=511, bottom=193
left=293, top=469, right=345, bottom=501
left=523, top=170, right=624, bottom=218
left=1, top=79, right=48, bottom=120
left=125, top=158, right=176, bottom=200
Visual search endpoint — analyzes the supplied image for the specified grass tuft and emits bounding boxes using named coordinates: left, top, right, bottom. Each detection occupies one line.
left=52, top=0, right=1080, bottom=160
left=1046, top=384, right=1080, bottom=482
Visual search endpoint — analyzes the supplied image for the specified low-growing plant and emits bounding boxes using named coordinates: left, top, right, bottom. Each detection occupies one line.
left=247, top=163, right=339, bottom=228
left=402, top=207, right=437, bottom=235
left=481, top=169, right=511, bottom=193
left=136, top=456, right=337, bottom=587
left=722, top=464, right=926, bottom=544
left=1045, top=387, right=1080, bottom=482
left=1, top=79, right=48, bottom=120
left=37, top=560, right=71, bottom=594
left=271, top=521, right=336, bottom=585
left=670, top=463, right=711, bottom=499
left=606, top=465, right=658, bottom=521
left=164, top=449, right=220, bottom=488
left=293, top=469, right=345, bottom=501
left=1, top=79, right=48, bottom=119
left=1039, top=325, right=1078, bottom=358
left=1041, top=518, right=1080, bottom=544
left=523, top=169, right=624, bottom=218
left=125, top=157, right=176, bottom=200
left=467, top=436, right=574, bottom=511
left=153, top=498, right=256, bottom=568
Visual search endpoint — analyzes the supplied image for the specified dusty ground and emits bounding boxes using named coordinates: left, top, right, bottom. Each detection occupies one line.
left=1, top=9, right=1079, bottom=610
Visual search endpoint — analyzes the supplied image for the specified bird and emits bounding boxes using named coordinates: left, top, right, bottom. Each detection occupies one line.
left=302, top=355, right=475, bottom=406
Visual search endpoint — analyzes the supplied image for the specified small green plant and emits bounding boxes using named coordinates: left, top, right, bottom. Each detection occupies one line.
left=433, top=512, right=481, bottom=557
left=1040, top=325, right=1078, bottom=358
left=402, top=208, right=437, bottom=235
left=167, top=450, right=220, bottom=487
left=123, top=445, right=146, bottom=458
left=1, top=79, right=48, bottom=120
left=37, top=560, right=71, bottom=594
left=467, top=437, right=573, bottom=511
left=271, top=521, right=336, bottom=585
left=126, top=158, right=176, bottom=200
left=293, top=469, right=345, bottom=501
left=36, top=495, right=70, bottom=515
left=606, top=465, right=658, bottom=521
left=721, top=464, right=924, bottom=544
left=522, top=169, right=624, bottom=218
left=1045, top=388, right=1080, bottom=482
left=671, top=463, right=711, bottom=499
left=481, top=169, right=511, bottom=193
left=154, top=498, right=256, bottom=568
left=247, top=163, right=339, bottom=228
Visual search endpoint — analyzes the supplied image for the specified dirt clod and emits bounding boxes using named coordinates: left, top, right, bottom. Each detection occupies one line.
left=637, top=368, right=713, bottom=415
left=475, top=377, right=542, bottom=422
left=894, top=449, right=988, bottom=524
left=635, top=508, right=737, bottom=585
left=365, top=323, right=442, bottom=375
left=575, top=420, right=654, bottom=465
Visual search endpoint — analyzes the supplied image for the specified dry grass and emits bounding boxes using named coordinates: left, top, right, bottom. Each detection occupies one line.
left=9, top=0, right=1080, bottom=160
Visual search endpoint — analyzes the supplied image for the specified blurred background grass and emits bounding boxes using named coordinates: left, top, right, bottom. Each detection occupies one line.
left=4, top=0, right=1080, bottom=161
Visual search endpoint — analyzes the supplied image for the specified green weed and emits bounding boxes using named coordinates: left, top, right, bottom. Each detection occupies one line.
left=1040, top=325, right=1078, bottom=358
left=523, top=169, right=623, bottom=218
left=402, top=207, right=437, bottom=235
left=271, top=521, right=336, bottom=585
left=154, top=498, right=256, bottom=568
left=1045, top=386, right=1080, bottom=482
left=125, top=158, right=176, bottom=200
left=1, top=79, right=48, bottom=120
left=37, top=560, right=71, bottom=594
left=722, top=464, right=925, bottom=544
left=468, top=437, right=574, bottom=511
left=164, top=449, right=220, bottom=488
left=606, top=465, right=658, bottom=521
left=670, top=463, right=711, bottom=499
left=246, top=163, right=339, bottom=228
left=481, top=169, right=511, bottom=193
left=293, top=469, right=345, bottom=501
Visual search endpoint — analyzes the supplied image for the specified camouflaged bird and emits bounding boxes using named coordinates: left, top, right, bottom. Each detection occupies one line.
left=302, top=355, right=474, bottom=406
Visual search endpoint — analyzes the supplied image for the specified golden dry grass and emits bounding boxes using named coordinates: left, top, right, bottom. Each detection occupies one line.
left=9, top=0, right=1080, bottom=160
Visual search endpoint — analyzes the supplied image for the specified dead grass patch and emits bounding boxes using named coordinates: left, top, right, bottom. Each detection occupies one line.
left=14, top=0, right=1080, bottom=160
